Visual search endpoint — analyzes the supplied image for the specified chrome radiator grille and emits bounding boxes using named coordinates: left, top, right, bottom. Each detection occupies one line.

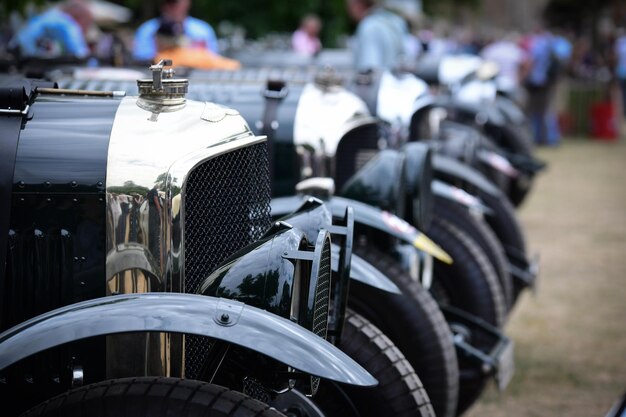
left=183, top=141, right=271, bottom=379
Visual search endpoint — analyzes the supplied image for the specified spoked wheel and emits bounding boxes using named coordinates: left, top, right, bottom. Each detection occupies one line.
left=22, top=377, right=286, bottom=417
left=314, top=310, right=436, bottom=417
left=351, top=247, right=460, bottom=417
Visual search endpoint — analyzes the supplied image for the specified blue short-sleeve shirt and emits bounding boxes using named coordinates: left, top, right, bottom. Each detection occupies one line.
left=13, top=8, right=89, bottom=58
left=133, top=16, right=219, bottom=61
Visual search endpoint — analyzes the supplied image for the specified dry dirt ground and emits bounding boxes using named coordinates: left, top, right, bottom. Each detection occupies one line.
left=466, top=138, right=626, bottom=417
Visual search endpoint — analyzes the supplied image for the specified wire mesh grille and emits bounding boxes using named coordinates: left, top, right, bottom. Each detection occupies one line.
left=183, top=141, right=271, bottom=379
left=334, top=124, right=381, bottom=190
left=312, top=239, right=331, bottom=339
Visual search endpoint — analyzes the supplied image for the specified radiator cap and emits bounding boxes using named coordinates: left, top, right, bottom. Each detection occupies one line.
left=137, top=59, right=188, bottom=113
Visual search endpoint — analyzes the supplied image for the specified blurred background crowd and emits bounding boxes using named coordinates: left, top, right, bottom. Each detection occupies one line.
left=0, top=0, right=625, bottom=143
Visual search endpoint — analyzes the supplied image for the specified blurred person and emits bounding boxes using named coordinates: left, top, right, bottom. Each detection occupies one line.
left=292, top=14, right=322, bottom=56
left=524, top=26, right=562, bottom=146
left=346, top=0, right=408, bottom=71
left=154, top=20, right=240, bottom=70
left=384, top=1, right=422, bottom=63
left=133, top=0, right=218, bottom=62
left=10, top=1, right=92, bottom=58
left=615, top=28, right=626, bottom=118
left=553, top=30, right=573, bottom=70
left=549, top=29, right=572, bottom=142
left=481, top=33, right=530, bottom=99
left=455, top=28, right=480, bottom=55
left=427, top=26, right=457, bottom=57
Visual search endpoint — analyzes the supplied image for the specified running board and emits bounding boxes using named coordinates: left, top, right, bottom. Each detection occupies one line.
left=439, top=304, right=515, bottom=391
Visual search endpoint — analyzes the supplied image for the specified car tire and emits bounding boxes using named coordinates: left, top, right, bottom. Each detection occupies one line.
left=426, top=216, right=507, bottom=415
left=499, top=124, right=536, bottom=207
left=22, top=377, right=286, bottom=417
left=427, top=216, right=506, bottom=328
left=350, top=246, right=459, bottom=417
left=433, top=195, right=514, bottom=311
left=477, top=188, right=528, bottom=303
left=314, top=310, right=436, bottom=417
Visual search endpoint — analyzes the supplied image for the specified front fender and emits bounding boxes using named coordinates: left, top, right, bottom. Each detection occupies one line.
left=331, top=245, right=401, bottom=294
left=270, top=197, right=401, bottom=293
left=341, top=149, right=406, bottom=216
left=432, top=95, right=506, bottom=127
left=272, top=196, right=451, bottom=264
left=433, top=154, right=501, bottom=197
left=402, top=142, right=434, bottom=230
left=0, top=293, right=376, bottom=387
left=432, top=179, right=493, bottom=215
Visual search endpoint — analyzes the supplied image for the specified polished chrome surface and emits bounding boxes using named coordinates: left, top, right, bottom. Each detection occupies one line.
left=293, top=83, right=376, bottom=158
left=376, top=71, right=430, bottom=129
left=439, top=54, right=483, bottom=85
left=137, top=60, right=189, bottom=113
left=0, top=293, right=377, bottom=387
left=105, top=95, right=263, bottom=378
left=295, top=177, right=336, bottom=198
left=71, top=365, right=84, bottom=387
left=421, top=253, right=434, bottom=290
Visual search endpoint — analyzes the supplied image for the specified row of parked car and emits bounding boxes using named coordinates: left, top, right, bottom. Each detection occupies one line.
left=0, top=52, right=543, bottom=417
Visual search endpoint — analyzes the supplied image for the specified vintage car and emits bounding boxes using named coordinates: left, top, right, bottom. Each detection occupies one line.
left=0, top=61, right=382, bottom=416
left=48, top=65, right=521, bottom=417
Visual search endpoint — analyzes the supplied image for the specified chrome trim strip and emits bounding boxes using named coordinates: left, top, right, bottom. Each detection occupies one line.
left=0, top=104, right=29, bottom=115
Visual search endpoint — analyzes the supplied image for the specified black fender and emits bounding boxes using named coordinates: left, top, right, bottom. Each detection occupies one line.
left=0, top=293, right=377, bottom=387
left=495, top=95, right=527, bottom=125
left=197, top=225, right=315, bottom=323
left=431, top=95, right=507, bottom=127
left=432, top=154, right=502, bottom=197
left=402, top=142, right=434, bottom=230
left=269, top=196, right=401, bottom=294
left=431, top=179, right=493, bottom=215
left=331, top=246, right=401, bottom=294
left=271, top=195, right=451, bottom=264
left=340, top=149, right=406, bottom=216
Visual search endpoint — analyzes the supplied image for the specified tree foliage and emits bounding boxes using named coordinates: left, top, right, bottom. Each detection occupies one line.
left=3, top=0, right=482, bottom=46
left=191, top=0, right=352, bottom=47
left=543, top=0, right=613, bottom=30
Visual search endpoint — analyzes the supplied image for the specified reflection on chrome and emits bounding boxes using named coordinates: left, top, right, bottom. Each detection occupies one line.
left=105, top=95, right=264, bottom=379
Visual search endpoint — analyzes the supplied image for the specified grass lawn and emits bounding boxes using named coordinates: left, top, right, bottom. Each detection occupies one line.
left=466, top=137, right=626, bottom=417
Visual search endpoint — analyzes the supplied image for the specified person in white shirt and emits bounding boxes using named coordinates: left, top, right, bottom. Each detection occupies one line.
left=481, top=33, right=529, bottom=94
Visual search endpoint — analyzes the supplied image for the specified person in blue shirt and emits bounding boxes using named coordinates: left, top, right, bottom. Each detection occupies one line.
left=525, top=27, right=567, bottom=146
left=11, top=1, right=92, bottom=58
left=615, top=28, right=626, bottom=118
left=133, top=0, right=218, bottom=62
left=346, top=0, right=408, bottom=71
